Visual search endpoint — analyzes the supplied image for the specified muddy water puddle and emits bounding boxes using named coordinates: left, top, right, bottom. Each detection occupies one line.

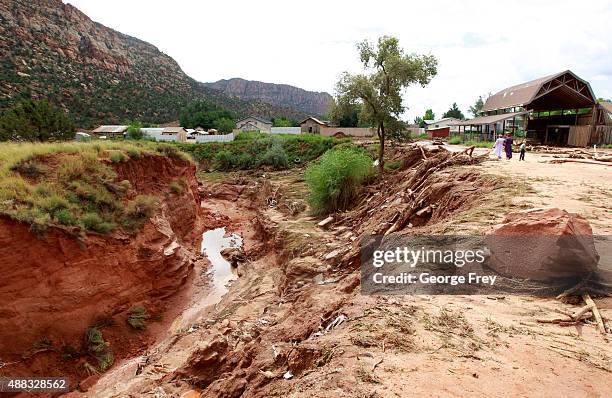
left=201, top=227, right=243, bottom=295
left=174, top=227, right=243, bottom=330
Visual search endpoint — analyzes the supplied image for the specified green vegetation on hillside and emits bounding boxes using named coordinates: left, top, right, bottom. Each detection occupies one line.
left=179, top=100, right=236, bottom=132
left=0, top=141, right=188, bottom=234
left=305, top=147, right=374, bottom=215
left=0, top=100, right=75, bottom=142
left=0, top=0, right=307, bottom=129
left=178, top=132, right=346, bottom=171
left=271, top=117, right=299, bottom=127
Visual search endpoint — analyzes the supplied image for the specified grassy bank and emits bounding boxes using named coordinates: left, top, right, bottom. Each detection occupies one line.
left=0, top=141, right=189, bottom=234
left=177, top=132, right=347, bottom=170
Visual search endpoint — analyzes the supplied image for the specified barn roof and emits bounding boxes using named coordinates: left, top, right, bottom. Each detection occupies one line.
left=453, top=111, right=529, bottom=126
left=482, top=70, right=596, bottom=112
left=237, top=116, right=272, bottom=125
left=300, top=116, right=328, bottom=126
left=92, top=125, right=128, bottom=133
left=162, top=127, right=186, bottom=134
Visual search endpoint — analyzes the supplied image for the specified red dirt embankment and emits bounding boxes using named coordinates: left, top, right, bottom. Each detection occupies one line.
left=0, top=154, right=215, bottom=382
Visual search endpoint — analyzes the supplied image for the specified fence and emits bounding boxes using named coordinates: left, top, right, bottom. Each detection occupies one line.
left=194, top=133, right=234, bottom=143
left=141, top=129, right=184, bottom=142
left=270, top=127, right=301, bottom=135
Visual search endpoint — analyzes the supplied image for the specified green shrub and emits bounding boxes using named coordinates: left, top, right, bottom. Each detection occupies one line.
left=126, top=148, right=141, bottom=159
left=169, top=179, right=186, bottom=194
left=448, top=135, right=462, bottom=144
left=179, top=133, right=345, bottom=171
left=305, top=147, right=374, bottom=215
left=123, top=195, right=157, bottom=231
left=156, top=144, right=191, bottom=162
left=384, top=160, right=403, bottom=171
left=81, top=212, right=115, bottom=234
left=464, top=140, right=495, bottom=148
left=259, top=141, right=289, bottom=169
left=127, top=306, right=149, bottom=330
left=213, top=150, right=234, bottom=170
left=85, top=327, right=114, bottom=372
left=0, top=142, right=182, bottom=235
left=126, top=125, right=144, bottom=140
left=108, top=150, right=126, bottom=163
left=54, top=208, right=77, bottom=226
left=10, top=159, right=48, bottom=179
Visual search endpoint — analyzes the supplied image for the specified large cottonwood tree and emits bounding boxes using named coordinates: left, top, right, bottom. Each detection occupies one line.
left=335, top=36, right=437, bottom=173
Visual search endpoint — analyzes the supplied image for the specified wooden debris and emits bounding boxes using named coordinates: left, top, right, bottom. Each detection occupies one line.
left=419, top=146, right=428, bottom=160
left=539, top=158, right=612, bottom=166
left=582, top=293, right=607, bottom=334
left=571, top=304, right=593, bottom=321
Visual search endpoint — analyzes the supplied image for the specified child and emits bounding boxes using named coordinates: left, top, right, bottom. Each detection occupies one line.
left=519, top=141, right=526, bottom=161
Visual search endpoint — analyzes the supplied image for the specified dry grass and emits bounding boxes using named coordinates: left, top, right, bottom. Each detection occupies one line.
left=0, top=141, right=184, bottom=234
left=350, top=307, right=418, bottom=353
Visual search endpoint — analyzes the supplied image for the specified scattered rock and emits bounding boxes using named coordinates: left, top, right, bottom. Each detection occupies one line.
left=220, top=247, right=246, bottom=268
left=324, top=250, right=340, bottom=260
left=78, top=375, right=100, bottom=392
left=318, top=216, right=334, bottom=229
left=180, top=390, right=202, bottom=398
left=486, top=208, right=599, bottom=280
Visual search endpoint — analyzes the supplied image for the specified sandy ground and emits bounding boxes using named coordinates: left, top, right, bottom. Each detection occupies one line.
left=476, top=150, right=612, bottom=234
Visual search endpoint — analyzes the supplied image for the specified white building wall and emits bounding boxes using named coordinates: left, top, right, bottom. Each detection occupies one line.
left=270, top=127, right=301, bottom=135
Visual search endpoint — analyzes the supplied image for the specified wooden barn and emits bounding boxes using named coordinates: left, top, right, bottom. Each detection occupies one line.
left=454, top=70, right=612, bottom=146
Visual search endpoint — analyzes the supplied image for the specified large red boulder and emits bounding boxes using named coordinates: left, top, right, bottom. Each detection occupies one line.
left=485, top=208, right=599, bottom=280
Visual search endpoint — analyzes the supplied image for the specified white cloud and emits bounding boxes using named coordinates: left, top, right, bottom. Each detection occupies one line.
left=65, top=0, right=612, bottom=118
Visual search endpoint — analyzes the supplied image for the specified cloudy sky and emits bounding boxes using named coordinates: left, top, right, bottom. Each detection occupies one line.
left=66, top=0, right=612, bottom=120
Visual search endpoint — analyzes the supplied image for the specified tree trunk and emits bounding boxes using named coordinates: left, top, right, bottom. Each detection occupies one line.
left=378, top=122, right=385, bottom=175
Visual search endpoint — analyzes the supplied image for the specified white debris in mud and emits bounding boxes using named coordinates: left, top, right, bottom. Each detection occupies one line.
left=324, top=250, right=340, bottom=260
left=163, top=240, right=181, bottom=256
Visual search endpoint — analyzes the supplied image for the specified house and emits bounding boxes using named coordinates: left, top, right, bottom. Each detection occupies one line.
left=426, top=117, right=461, bottom=133
left=141, top=127, right=187, bottom=143
left=235, top=116, right=272, bottom=132
left=161, top=127, right=187, bottom=143
left=300, top=117, right=330, bottom=134
left=453, top=70, right=612, bottom=146
left=75, top=132, right=91, bottom=141
left=91, top=125, right=128, bottom=139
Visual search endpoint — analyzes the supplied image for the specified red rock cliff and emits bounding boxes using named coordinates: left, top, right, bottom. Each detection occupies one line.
left=0, top=154, right=211, bottom=375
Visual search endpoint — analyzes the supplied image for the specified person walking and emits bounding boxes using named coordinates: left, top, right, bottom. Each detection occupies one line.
left=504, top=133, right=513, bottom=160
left=519, top=141, right=526, bottom=161
left=493, top=134, right=504, bottom=159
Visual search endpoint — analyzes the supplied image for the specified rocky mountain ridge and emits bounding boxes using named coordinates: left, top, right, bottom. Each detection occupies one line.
left=0, top=0, right=306, bottom=127
left=204, top=78, right=333, bottom=118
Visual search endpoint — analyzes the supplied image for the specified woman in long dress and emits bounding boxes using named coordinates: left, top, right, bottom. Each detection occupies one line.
left=504, top=134, right=513, bottom=159
left=493, top=135, right=504, bottom=159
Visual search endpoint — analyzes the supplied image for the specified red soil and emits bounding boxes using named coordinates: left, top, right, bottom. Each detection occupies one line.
left=0, top=155, right=219, bottom=391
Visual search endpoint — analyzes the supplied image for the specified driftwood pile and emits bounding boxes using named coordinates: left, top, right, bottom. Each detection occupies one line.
left=338, top=145, right=488, bottom=235
left=536, top=272, right=610, bottom=334
left=538, top=293, right=608, bottom=334
left=532, top=146, right=612, bottom=166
